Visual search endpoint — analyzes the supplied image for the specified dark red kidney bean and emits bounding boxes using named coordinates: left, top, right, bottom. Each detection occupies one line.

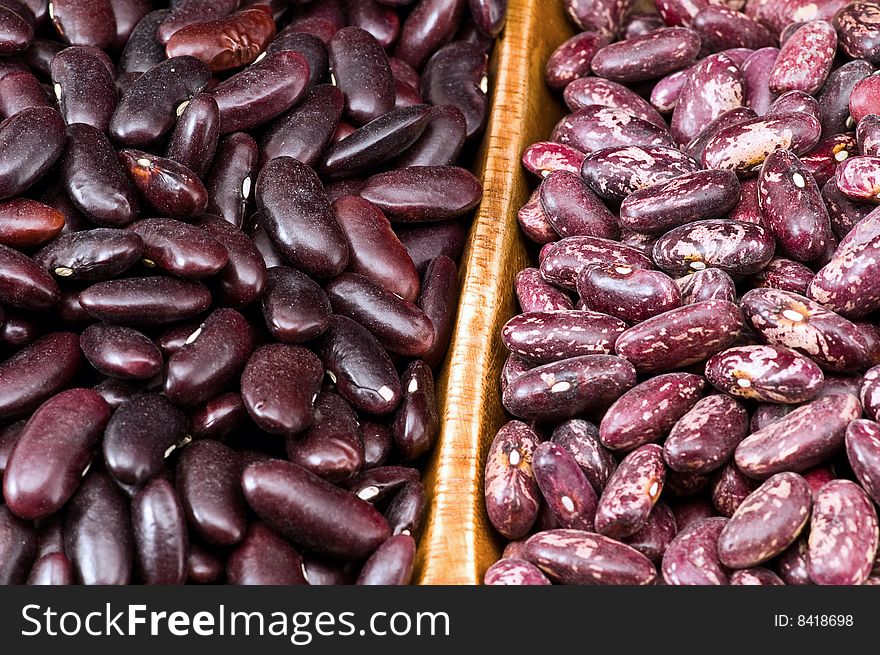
left=348, top=466, right=420, bottom=504
left=525, top=528, right=658, bottom=585
left=165, top=7, right=275, bottom=72
left=0, top=4, right=31, bottom=53
left=467, top=0, right=506, bottom=37
left=623, top=501, right=677, bottom=563
left=0, top=311, right=38, bottom=350
left=119, top=9, right=170, bottom=74
left=63, top=473, right=132, bottom=585
left=652, top=219, right=776, bottom=277
left=128, top=218, right=228, bottom=280
left=515, top=268, right=572, bottom=313
left=817, top=59, right=874, bottom=136
left=741, top=287, right=870, bottom=373
left=333, top=195, right=420, bottom=302
left=421, top=41, right=489, bottom=139
left=671, top=53, right=745, bottom=147
left=195, top=216, right=264, bottom=306
left=484, top=420, right=541, bottom=540
left=322, top=105, right=431, bottom=178
left=108, top=0, right=151, bottom=50
left=385, top=479, right=427, bottom=538
left=241, top=344, right=322, bottom=436
left=717, top=472, right=812, bottom=569
left=705, top=345, right=824, bottom=404
left=61, top=124, right=140, bottom=228
left=664, top=394, right=748, bottom=475
left=243, top=459, right=391, bottom=559
left=110, top=56, right=210, bottom=146
left=4, top=388, right=109, bottom=519
left=0, top=68, right=50, bottom=119
left=735, top=393, right=862, bottom=479
left=503, top=354, right=637, bottom=422
left=768, top=20, right=837, bottom=95
left=0, top=106, right=65, bottom=200
left=103, top=393, right=187, bottom=485
left=388, top=55, right=420, bottom=88
left=266, top=31, right=329, bottom=87
left=0, top=332, right=81, bottom=420
left=397, top=221, right=467, bottom=272
left=711, top=461, right=758, bottom=517
left=287, top=391, right=364, bottom=483
left=118, top=150, right=208, bottom=219
left=132, top=478, right=187, bottom=585
left=390, top=104, right=467, bottom=168
left=79, top=277, right=211, bottom=326
left=256, top=157, right=349, bottom=279
left=157, top=0, right=239, bottom=44
left=846, top=419, right=880, bottom=505
left=261, top=85, right=344, bottom=168
left=564, top=77, right=665, bottom=127
left=356, top=534, right=415, bottom=585
left=394, top=0, right=464, bottom=69
left=540, top=235, right=654, bottom=290
left=539, top=171, right=618, bottom=240
left=226, top=522, right=308, bottom=585
left=619, top=169, right=740, bottom=235
left=615, top=300, right=745, bottom=373
left=0, top=243, right=58, bottom=311
left=176, top=439, right=246, bottom=546
left=808, top=479, right=878, bottom=585
left=662, top=516, right=729, bottom=585
left=50, top=0, right=114, bottom=48
left=691, top=6, right=774, bottom=51
left=361, top=421, right=392, bottom=469
left=56, top=290, right=95, bottom=327
left=261, top=266, right=331, bottom=344
left=676, top=268, right=737, bottom=305
left=164, top=94, right=219, bottom=179
left=599, top=373, right=706, bottom=452
left=320, top=315, right=403, bottom=415
left=0, top=503, right=35, bottom=584
left=757, top=149, right=833, bottom=262
left=417, top=255, right=459, bottom=368
left=835, top=2, right=880, bottom=63
left=186, top=540, right=224, bottom=584
left=501, top=310, right=626, bottom=364
left=34, top=228, right=143, bottom=282
left=330, top=26, right=394, bottom=126
left=391, top=360, right=438, bottom=461
left=80, top=324, right=162, bottom=381
left=533, top=442, right=598, bottom=531
left=751, top=258, right=815, bottom=295
left=0, top=420, right=24, bottom=479
left=205, top=133, right=257, bottom=229
left=211, top=51, right=310, bottom=133
left=360, top=165, right=482, bottom=222
left=189, top=392, right=245, bottom=441
left=50, top=46, right=116, bottom=132
left=702, top=112, right=822, bottom=174
left=580, top=145, right=700, bottom=201
left=545, top=31, right=608, bottom=90
left=282, top=13, right=337, bottom=44
left=164, top=309, right=252, bottom=406
left=591, top=27, right=700, bottom=83
left=553, top=106, right=675, bottom=156
left=27, top=552, right=73, bottom=585
left=23, top=38, right=62, bottom=78
left=552, top=419, right=616, bottom=492
left=741, top=47, right=778, bottom=116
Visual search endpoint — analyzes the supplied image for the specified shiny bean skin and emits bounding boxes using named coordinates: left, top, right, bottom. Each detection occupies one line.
left=711, top=462, right=757, bottom=517
left=256, top=157, right=349, bottom=279
left=705, top=345, right=824, bottom=404
left=671, top=53, right=745, bottom=148
left=205, top=133, right=258, bottom=229
left=591, top=27, right=701, bottom=83
left=164, top=94, right=219, bottom=179
left=189, top=392, right=246, bottom=441
left=662, top=517, right=729, bottom=585
left=119, top=150, right=208, bottom=219
left=3, top=388, right=110, bottom=519
left=581, top=145, right=700, bottom=201
left=156, top=0, right=239, bottom=45
left=0, top=243, right=60, bottom=310
left=545, top=31, right=609, bottom=90
left=132, top=478, right=187, bottom=585
left=287, top=392, right=363, bottom=483
left=128, top=218, right=228, bottom=280
left=501, top=309, right=626, bottom=364
left=391, top=104, right=467, bottom=168
left=226, top=522, right=308, bottom=586
left=176, top=439, right=246, bottom=546
left=533, top=441, right=598, bottom=531
left=594, top=445, right=665, bottom=539
left=241, top=459, right=391, bottom=560
left=261, top=85, right=344, bottom=168
left=110, top=56, right=210, bottom=146
left=119, top=10, right=170, bottom=74
left=539, top=170, right=619, bottom=240
left=391, top=360, right=439, bottom=461
left=0, top=106, right=66, bottom=200
left=846, top=419, right=880, bottom=505
left=50, top=46, right=117, bottom=132
left=394, top=0, right=465, bottom=70
left=564, top=77, right=666, bottom=127
left=768, top=20, right=837, bottom=96
left=34, top=228, right=144, bottom=282
left=80, top=323, right=162, bottom=381
left=63, top=473, right=132, bottom=585
left=384, top=479, right=428, bottom=539
left=356, top=534, right=416, bottom=585
left=540, top=236, right=654, bottom=290
left=484, top=420, right=541, bottom=540
left=78, top=277, right=212, bottom=326
left=359, top=166, right=482, bottom=222
left=240, top=344, right=323, bottom=437
left=553, top=106, right=675, bottom=156
left=421, top=41, right=488, bottom=141
left=676, top=268, right=737, bottom=305
left=261, top=266, right=331, bottom=344
left=197, top=215, right=267, bottom=308
left=331, top=26, right=395, bottom=126
left=50, top=0, right=115, bottom=49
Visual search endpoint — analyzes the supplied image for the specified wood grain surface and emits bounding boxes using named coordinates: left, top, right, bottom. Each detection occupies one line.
left=415, top=0, right=573, bottom=585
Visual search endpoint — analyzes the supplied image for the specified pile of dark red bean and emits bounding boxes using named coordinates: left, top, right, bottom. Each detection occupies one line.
left=484, top=0, right=880, bottom=586
left=0, top=0, right=504, bottom=586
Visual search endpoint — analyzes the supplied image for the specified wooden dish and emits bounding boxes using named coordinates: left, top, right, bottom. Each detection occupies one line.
left=415, top=0, right=574, bottom=585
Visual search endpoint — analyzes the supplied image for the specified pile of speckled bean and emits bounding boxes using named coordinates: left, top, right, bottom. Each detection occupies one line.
left=0, top=0, right=505, bottom=586
left=484, top=0, right=880, bottom=586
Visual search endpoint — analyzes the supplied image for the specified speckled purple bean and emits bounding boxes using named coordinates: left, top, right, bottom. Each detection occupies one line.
left=524, top=528, right=657, bottom=585
left=835, top=155, right=880, bottom=203
left=824, top=179, right=874, bottom=241
left=622, top=501, right=676, bottom=563
left=483, top=558, right=552, bottom=585
left=564, top=0, right=635, bottom=37
left=705, top=345, right=824, bottom=404
left=595, top=444, right=665, bottom=539
left=591, top=27, right=701, bottom=83
left=735, top=393, right=862, bottom=479
left=539, top=235, right=654, bottom=290
left=751, top=258, right=814, bottom=295
left=551, top=419, right=617, bottom=492
left=768, top=20, right=837, bottom=96
left=741, top=46, right=779, bottom=116
left=502, top=310, right=626, bottom=364
left=857, top=113, right=880, bottom=157
left=580, top=144, right=700, bottom=201
left=545, top=31, right=608, bottom=90
left=539, top=171, right=618, bottom=239
left=711, top=461, right=758, bottom=516
left=817, top=59, right=874, bottom=136
left=807, top=234, right=880, bottom=318
left=662, top=517, right=729, bottom=585
left=577, top=264, right=681, bottom=323
left=730, top=567, right=785, bottom=585
left=664, top=394, right=749, bottom=474
left=517, top=189, right=557, bottom=244
left=515, top=268, right=572, bottom=313
left=765, top=90, right=821, bottom=121
left=834, top=2, right=880, bottom=64
left=799, top=133, right=856, bottom=187
left=676, top=268, right=737, bottom=304
left=845, top=419, right=880, bottom=505
left=775, top=533, right=812, bottom=585
left=685, top=107, right=757, bottom=163
left=563, top=77, right=666, bottom=127
left=552, top=106, right=675, bottom=156
left=671, top=53, right=745, bottom=147
left=521, top=141, right=586, bottom=179
left=533, top=442, right=598, bottom=531
left=808, top=479, right=879, bottom=585
left=650, top=69, right=688, bottom=114
left=692, top=6, right=774, bottom=51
